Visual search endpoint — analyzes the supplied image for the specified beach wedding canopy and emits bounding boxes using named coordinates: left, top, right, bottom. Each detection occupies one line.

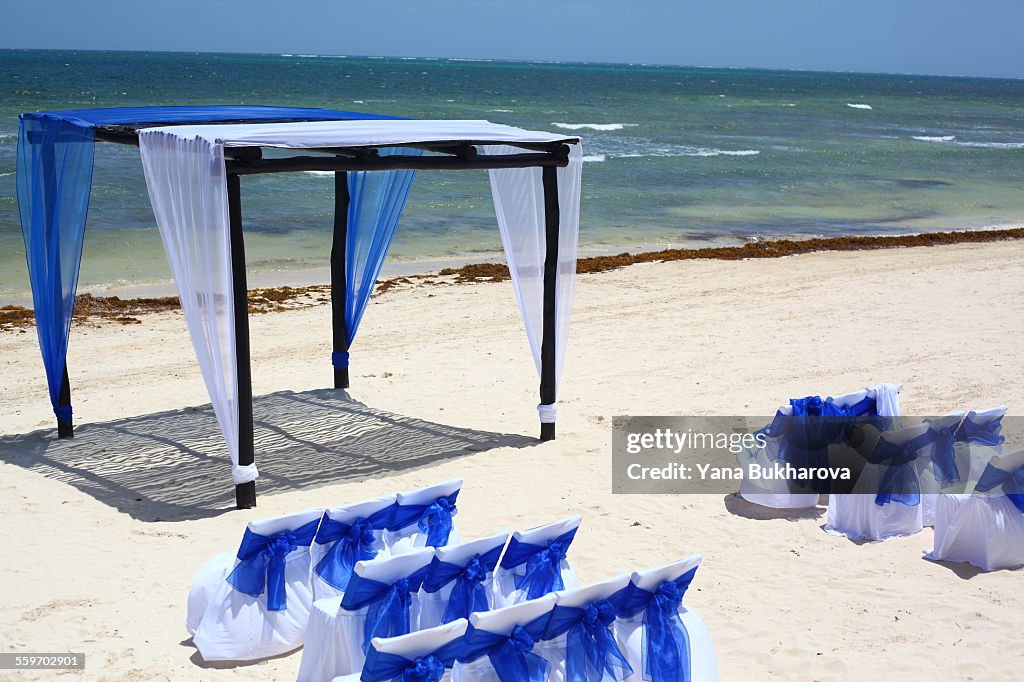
left=16, top=106, right=582, bottom=508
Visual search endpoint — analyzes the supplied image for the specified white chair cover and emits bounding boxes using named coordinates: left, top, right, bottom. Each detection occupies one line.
left=419, top=531, right=509, bottom=631
left=188, top=507, right=324, bottom=662
left=825, top=423, right=930, bottom=540
left=297, top=548, right=435, bottom=682
left=865, top=382, right=902, bottom=419
left=451, top=594, right=559, bottom=682
left=918, top=412, right=965, bottom=527
left=958, top=407, right=1007, bottom=485
left=343, top=619, right=469, bottom=682
left=311, top=495, right=397, bottom=600
left=385, top=479, right=463, bottom=554
left=738, top=404, right=820, bottom=509
left=927, top=448, right=1024, bottom=571
left=616, top=556, right=717, bottom=682
left=493, top=516, right=582, bottom=608
left=541, top=573, right=632, bottom=682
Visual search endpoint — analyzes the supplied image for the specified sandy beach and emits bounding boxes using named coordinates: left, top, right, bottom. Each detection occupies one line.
left=1, top=239, right=1022, bottom=681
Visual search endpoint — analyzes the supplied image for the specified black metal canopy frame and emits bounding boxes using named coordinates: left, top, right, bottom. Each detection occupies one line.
left=86, top=122, right=570, bottom=509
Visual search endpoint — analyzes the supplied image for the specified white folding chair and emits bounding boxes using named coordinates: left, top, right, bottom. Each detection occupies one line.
left=312, top=495, right=397, bottom=599
left=957, top=407, right=1007, bottom=485
left=541, top=573, right=633, bottom=682
left=825, top=423, right=931, bottom=540
left=451, top=594, right=559, bottom=682
left=918, top=412, right=965, bottom=527
left=297, top=548, right=435, bottom=682
left=419, top=531, right=509, bottom=631
left=616, top=556, right=717, bottom=682
left=927, top=448, right=1024, bottom=571
left=385, top=479, right=463, bottom=554
left=187, top=507, right=324, bottom=662
left=493, top=516, right=582, bottom=608
left=333, top=619, right=470, bottom=682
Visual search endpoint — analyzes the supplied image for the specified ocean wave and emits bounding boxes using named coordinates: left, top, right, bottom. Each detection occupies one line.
left=304, top=171, right=334, bottom=177
left=956, top=141, right=1024, bottom=149
left=551, top=123, right=639, bottom=131
left=846, top=103, right=873, bottom=110
left=615, top=147, right=760, bottom=159
left=912, top=135, right=956, bottom=142
left=581, top=154, right=606, bottom=163
left=0, top=134, right=16, bottom=143
left=488, top=109, right=514, bottom=113
left=0, top=171, right=13, bottom=177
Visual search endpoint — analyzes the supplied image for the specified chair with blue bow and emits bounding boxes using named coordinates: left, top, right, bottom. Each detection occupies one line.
left=451, top=593, right=559, bottom=682
left=955, top=407, right=1007, bottom=486
left=918, top=412, right=966, bottom=527
left=927, top=448, right=1024, bottom=571
left=493, top=516, right=582, bottom=609
left=385, top=479, right=463, bottom=555
left=298, top=548, right=436, bottom=682
left=330, top=618, right=469, bottom=682
left=825, top=422, right=933, bottom=541
left=542, top=573, right=634, bottom=682
left=419, top=531, right=510, bottom=630
left=614, top=555, right=717, bottom=682
left=312, top=495, right=398, bottom=599
left=186, top=507, right=324, bottom=662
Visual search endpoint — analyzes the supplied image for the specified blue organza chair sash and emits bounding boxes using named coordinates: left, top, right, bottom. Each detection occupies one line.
left=224, top=517, right=320, bottom=611
left=617, top=567, right=698, bottom=682
left=545, top=594, right=633, bottom=682
left=975, top=463, right=1024, bottom=514
left=460, top=615, right=552, bottom=682
left=342, top=565, right=431, bottom=650
left=501, top=528, right=578, bottom=600
left=869, top=430, right=936, bottom=507
left=361, top=635, right=466, bottom=682
left=390, top=492, right=459, bottom=547
left=314, top=504, right=397, bottom=591
left=954, top=416, right=1006, bottom=447
left=928, top=422, right=966, bottom=487
left=423, top=544, right=504, bottom=623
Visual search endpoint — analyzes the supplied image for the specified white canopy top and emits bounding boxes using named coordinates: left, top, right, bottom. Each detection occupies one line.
left=139, top=119, right=580, bottom=149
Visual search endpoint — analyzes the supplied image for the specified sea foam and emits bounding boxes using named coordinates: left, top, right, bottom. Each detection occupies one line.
left=846, top=103, right=873, bottom=110
left=912, top=135, right=956, bottom=142
left=581, top=154, right=607, bottom=163
left=551, top=123, right=638, bottom=131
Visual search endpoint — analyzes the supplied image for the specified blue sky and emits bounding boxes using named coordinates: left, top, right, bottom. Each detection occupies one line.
left=3, top=0, right=1023, bottom=79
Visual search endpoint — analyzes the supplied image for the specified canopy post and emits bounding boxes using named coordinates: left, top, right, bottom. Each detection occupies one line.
left=539, top=165, right=560, bottom=442
left=228, top=174, right=257, bottom=509
left=56, top=364, right=73, bottom=438
left=331, top=171, right=350, bottom=389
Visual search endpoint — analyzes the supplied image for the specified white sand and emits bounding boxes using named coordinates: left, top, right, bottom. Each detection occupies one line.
left=1, top=241, right=1022, bottom=681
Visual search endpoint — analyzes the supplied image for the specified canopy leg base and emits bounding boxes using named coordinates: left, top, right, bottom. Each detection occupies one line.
left=540, top=422, right=555, bottom=441
left=57, top=420, right=74, bottom=439
left=235, top=481, right=256, bottom=509
left=334, top=368, right=349, bottom=390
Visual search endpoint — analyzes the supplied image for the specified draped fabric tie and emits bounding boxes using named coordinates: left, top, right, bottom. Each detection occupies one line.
left=501, top=528, right=577, bottom=600
left=360, top=634, right=467, bottom=682
left=955, top=417, right=1005, bottom=447
left=313, top=505, right=394, bottom=591
left=225, top=518, right=320, bottom=611
left=618, top=567, right=698, bottom=682
left=870, top=430, right=936, bottom=507
left=928, top=422, right=963, bottom=487
left=341, top=565, right=430, bottom=651
left=423, top=545, right=503, bottom=623
left=332, top=351, right=350, bottom=368
left=546, top=597, right=633, bottom=682
left=389, top=491, right=460, bottom=547
left=489, top=625, right=551, bottom=682
left=975, top=463, right=1024, bottom=515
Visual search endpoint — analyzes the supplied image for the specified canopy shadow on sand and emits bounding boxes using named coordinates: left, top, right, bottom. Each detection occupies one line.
left=0, top=389, right=535, bottom=523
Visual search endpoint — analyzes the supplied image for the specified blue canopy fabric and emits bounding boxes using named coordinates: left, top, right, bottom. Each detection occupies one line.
left=17, top=106, right=412, bottom=427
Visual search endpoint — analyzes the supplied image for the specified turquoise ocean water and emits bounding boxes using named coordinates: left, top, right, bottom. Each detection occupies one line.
left=1, top=49, right=1023, bottom=301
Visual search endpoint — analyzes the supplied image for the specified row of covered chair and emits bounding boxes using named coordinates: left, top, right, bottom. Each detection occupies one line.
left=332, top=554, right=716, bottom=682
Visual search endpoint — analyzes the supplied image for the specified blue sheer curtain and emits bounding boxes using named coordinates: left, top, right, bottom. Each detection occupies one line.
left=16, top=116, right=95, bottom=425
left=344, top=148, right=421, bottom=351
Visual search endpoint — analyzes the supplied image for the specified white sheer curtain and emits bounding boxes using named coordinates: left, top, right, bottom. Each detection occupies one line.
left=138, top=130, right=256, bottom=485
left=484, top=144, right=582, bottom=424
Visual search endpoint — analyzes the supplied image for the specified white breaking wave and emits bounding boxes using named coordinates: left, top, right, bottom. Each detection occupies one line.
left=615, top=147, right=760, bottom=159
left=551, top=123, right=639, bottom=131
left=0, top=171, right=12, bottom=177
left=581, top=154, right=606, bottom=163
left=304, top=171, right=334, bottom=177
left=912, top=135, right=956, bottom=142
left=956, top=141, right=1024, bottom=149
left=488, top=109, right=514, bottom=113
left=846, top=103, right=873, bottom=110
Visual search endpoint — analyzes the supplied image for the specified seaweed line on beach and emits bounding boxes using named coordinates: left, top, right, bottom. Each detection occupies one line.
left=2, top=227, right=1021, bottom=332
